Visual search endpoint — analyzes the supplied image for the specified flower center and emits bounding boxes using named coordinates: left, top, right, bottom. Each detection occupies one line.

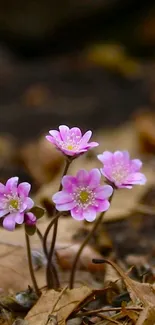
left=111, top=165, right=129, bottom=183
left=57, top=132, right=81, bottom=152
left=67, top=144, right=74, bottom=150
left=9, top=199, right=19, bottom=210
left=79, top=190, right=90, bottom=204
left=74, top=187, right=95, bottom=208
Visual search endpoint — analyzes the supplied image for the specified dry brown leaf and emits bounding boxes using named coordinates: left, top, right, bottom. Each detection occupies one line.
left=136, top=306, right=155, bottom=325
left=0, top=243, right=45, bottom=294
left=100, top=259, right=155, bottom=307
left=25, top=286, right=92, bottom=325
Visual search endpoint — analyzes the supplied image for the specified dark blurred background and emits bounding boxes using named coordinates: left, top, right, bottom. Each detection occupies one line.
left=0, top=0, right=155, bottom=141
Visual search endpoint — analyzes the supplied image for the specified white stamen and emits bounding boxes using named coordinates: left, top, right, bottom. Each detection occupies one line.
left=73, top=186, right=95, bottom=209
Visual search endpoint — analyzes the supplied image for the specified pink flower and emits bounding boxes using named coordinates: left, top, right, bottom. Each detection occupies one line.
left=52, top=169, right=113, bottom=222
left=97, top=151, right=146, bottom=189
left=0, top=177, right=34, bottom=231
left=46, top=125, right=98, bottom=157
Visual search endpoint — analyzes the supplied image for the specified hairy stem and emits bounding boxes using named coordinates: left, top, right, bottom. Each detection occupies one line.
left=69, top=191, right=114, bottom=289
left=46, top=159, right=71, bottom=289
left=25, top=230, right=41, bottom=297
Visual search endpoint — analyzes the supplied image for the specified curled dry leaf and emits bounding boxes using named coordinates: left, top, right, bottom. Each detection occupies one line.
left=25, top=286, right=92, bottom=325
left=94, top=259, right=155, bottom=307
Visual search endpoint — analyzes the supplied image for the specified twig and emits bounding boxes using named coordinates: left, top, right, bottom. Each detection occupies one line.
left=78, top=306, right=143, bottom=316
left=96, top=315, right=122, bottom=325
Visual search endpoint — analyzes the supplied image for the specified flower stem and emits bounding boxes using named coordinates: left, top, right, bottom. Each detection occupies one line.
left=43, top=213, right=61, bottom=289
left=36, top=227, right=43, bottom=242
left=25, top=230, right=41, bottom=297
left=45, top=159, right=71, bottom=289
left=69, top=192, right=114, bottom=289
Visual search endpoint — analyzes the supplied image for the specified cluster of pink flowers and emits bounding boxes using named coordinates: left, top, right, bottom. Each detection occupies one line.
left=0, top=125, right=147, bottom=231
left=47, top=125, right=146, bottom=221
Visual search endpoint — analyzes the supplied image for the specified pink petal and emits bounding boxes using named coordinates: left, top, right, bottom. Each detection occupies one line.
left=118, top=184, right=132, bottom=189
left=3, top=215, right=16, bottom=231
left=95, top=199, right=110, bottom=212
left=86, top=141, right=99, bottom=148
left=60, top=148, right=78, bottom=156
left=83, top=207, right=96, bottom=222
left=5, top=177, right=18, bottom=195
left=52, top=191, right=73, bottom=204
left=62, top=175, right=77, bottom=191
left=79, top=131, right=92, bottom=145
left=0, top=198, right=7, bottom=209
left=56, top=201, right=76, bottom=211
left=125, top=173, right=146, bottom=185
left=122, top=151, right=130, bottom=162
left=59, top=125, right=69, bottom=141
left=25, top=197, right=34, bottom=210
left=15, top=212, right=24, bottom=224
left=131, top=159, right=142, bottom=171
left=95, top=185, right=113, bottom=199
left=18, top=182, right=31, bottom=198
left=71, top=207, right=84, bottom=220
left=70, top=127, right=82, bottom=138
left=20, top=202, right=27, bottom=212
left=88, top=169, right=101, bottom=189
left=113, top=151, right=124, bottom=164
left=49, top=130, right=61, bottom=140
left=77, top=169, right=89, bottom=186
left=97, top=151, right=113, bottom=165
left=100, top=168, right=113, bottom=182
left=46, top=136, right=56, bottom=144
left=0, top=209, right=8, bottom=218
left=0, top=183, right=5, bottom=194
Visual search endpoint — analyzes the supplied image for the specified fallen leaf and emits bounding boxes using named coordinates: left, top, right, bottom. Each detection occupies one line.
left=93, top=259, right=155, bottom=307
left=136, top=306, right=155, bottom=325
left=0, top=243, right=45, bottom=294
left=25, top=286, right=92, bottom=325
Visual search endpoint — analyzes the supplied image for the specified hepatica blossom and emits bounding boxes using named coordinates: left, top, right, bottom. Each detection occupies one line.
left=46, top=125, right=98, bottom=157
left=52, top=169, right=113, bottom=222
left=97, top=151, right=146, bottom=189
left=0, top=177, right=35, bottom=231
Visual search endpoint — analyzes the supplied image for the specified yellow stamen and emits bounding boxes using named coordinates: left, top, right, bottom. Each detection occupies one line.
left=10, top=199, right=18, bottom=209
left=67, top=145, right=74, bottom=150
left=79, top=191, right=89, bottom=204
